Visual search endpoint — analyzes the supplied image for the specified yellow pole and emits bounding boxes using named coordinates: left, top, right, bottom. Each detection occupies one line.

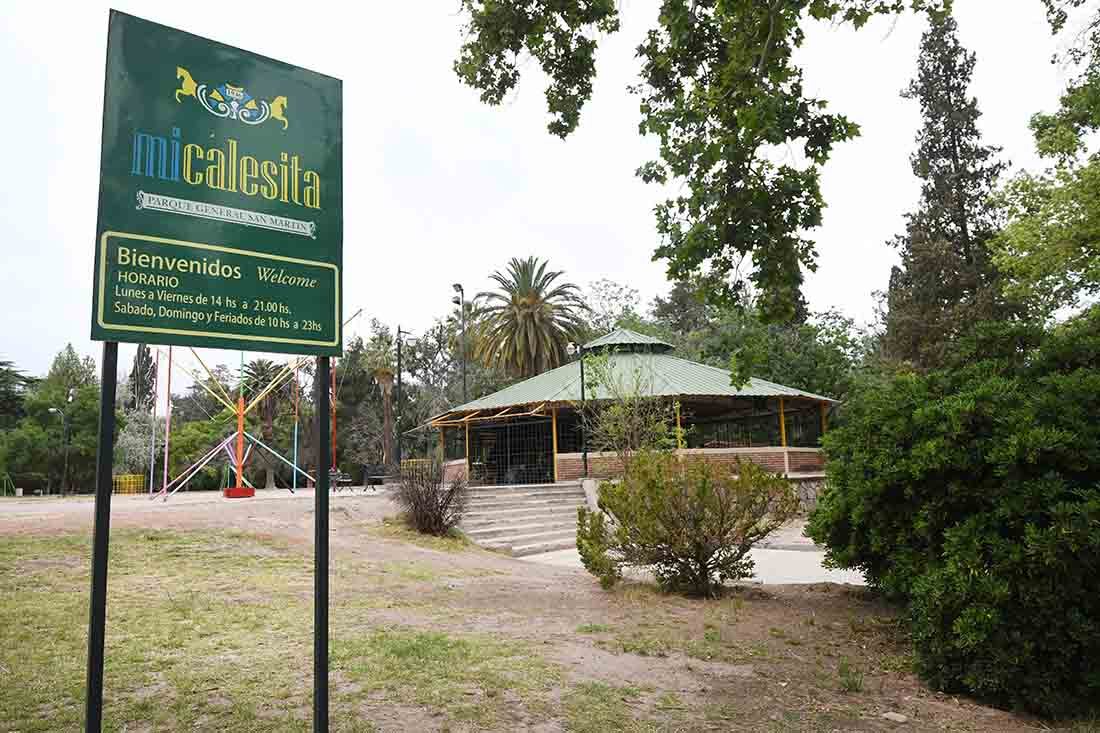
left=552, top=407, right=559, bottom=482
left=465, top=419, right=470, bottom=477
left=439, top=427, right=445, bottom=459
left=779, top=397, right=789, bottom=476
left=675, top=402, right=684, bottom=449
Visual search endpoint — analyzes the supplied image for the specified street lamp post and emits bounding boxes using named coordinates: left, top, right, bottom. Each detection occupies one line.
left=395, top=326, right=414, bottom=467
left=452, top=283, right=467, bottom=404
left=567, top=342, right=588, bottom=478
left=48, top=385, right=74, bottom=493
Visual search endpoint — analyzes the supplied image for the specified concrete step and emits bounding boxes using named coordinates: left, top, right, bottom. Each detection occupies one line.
left=467, top=481, right=582, bottom=493
left=465, top=486, right=585, bottom=500
left=462, top=518, right=577, bottom=540
left=462, top=504, right=584, bottom=525
left=465, top=496, right=585, bottom=511
left=466, top=494, right=585, bottom=507
left=486, top=526, right=580, bottom=554
left=512, top=535, right=578, bottom=556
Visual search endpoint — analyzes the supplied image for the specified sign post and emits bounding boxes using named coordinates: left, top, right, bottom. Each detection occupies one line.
left=83, top=341, right=118, bottom=733
left=87, top=11, right=341, bottom=730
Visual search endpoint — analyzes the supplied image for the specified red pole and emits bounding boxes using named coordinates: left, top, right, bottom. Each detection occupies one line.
left=236, top=395, right=245, bottom=490
left=161, top=346, right=173, bottom=491
left=148, top=349, right=158, bottom=494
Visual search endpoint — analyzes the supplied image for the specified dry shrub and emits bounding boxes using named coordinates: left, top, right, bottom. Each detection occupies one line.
left=396, top=459, right=468, bottom=536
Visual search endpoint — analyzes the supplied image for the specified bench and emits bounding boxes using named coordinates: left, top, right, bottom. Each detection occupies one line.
left=329, top=469, right=353, bottom=492
left=362, top=464, right=388, bottom=490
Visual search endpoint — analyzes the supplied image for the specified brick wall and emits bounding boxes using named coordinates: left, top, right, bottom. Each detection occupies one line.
left=787, top=450, right=825, bottom=473
left=557, top=453, right=623, bottom=481
left=443, top=459, right=467, bottom=484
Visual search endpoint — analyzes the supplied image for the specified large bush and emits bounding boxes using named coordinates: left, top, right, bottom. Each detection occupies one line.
left=396, top=459, right=468, bottom=536
left=808, top=308, right=1100, bottom=716
left=578, top=453, right=799, bottom=597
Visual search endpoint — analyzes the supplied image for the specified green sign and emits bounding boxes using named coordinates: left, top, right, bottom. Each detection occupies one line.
left=91, top=11, right=342, bottom=355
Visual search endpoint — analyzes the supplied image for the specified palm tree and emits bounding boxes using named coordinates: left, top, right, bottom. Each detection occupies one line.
left=242, top=359, right=282, bottom=489
left=475, top=257, right=588, bottom=379
left=362, top=327, right=398, bottom=472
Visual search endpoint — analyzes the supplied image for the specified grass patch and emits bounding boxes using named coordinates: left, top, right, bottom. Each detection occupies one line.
left=0, top=529, right=551, bottom=732
left=593, top=620, right=768, bottom=665
left=0, top=525, right=1046, bottom=733
left=1, top=529, right=321, bottom=731
left=563, top=682, right=661, bottom=733
left=577, top=623, right=613, bottom=634
left=333, top=628, right=560, bottom=726
left=371, top=516, right=472, bottom=552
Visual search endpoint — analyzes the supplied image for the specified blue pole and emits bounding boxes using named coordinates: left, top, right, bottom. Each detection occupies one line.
left=293, top=421, right=299, bottom=490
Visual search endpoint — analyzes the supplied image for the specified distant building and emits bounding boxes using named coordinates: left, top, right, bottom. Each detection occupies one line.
left=429, top=329, right=834, bottom=488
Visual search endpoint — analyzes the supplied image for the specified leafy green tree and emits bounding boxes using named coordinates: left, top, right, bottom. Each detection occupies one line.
left=5, top=373, right=101, bottom=493
left=995, top=163, right=1100, bottom=313
left=695, top=308, right=868, bottom=399
left=454, top=0, right=620, bottom=138
left=337, top=331, right=388, bottom=474
left=992, top=2, right=1100, bottom=315
left=580, top=353, right=680, bottom=466
left=808, top=307, right=1100, bottom=716
left=125, top=344, right=156, bottom=410
left=883, top=12, right=1018, bottom=369
left=46, top=344, right=97, bottom=392
left=114, top=408, right=164, bottom=478
left=650, top=281, right=715, bottom=339
left=171, top=364, right=234, bottom=424
left=475, top=256, right=588, bottom=378
left=168, top=417, right=229, bottom=491
left=583, top=279, right=641, bottom=337
left=455, top=1, right=945, bottom=320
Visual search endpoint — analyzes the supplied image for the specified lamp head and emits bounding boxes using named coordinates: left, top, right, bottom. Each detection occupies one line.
left=452, top=283, right=463, bottom=294
left=451, top=296, right=461, bottom=307
left=567, top=342, right=578, bottom=356
left=48, top=408, right=60, bottom=415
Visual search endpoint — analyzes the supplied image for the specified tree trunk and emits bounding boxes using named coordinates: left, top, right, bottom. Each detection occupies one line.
left=375, top=369, right=396, bottom=473
left=263, top=406, right=276, bottom=489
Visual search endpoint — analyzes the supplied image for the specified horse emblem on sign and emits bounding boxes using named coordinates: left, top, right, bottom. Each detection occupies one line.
left=175, top=67, right=288, bottom=129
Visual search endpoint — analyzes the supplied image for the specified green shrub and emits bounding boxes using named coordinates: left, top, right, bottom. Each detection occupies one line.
left=577, top=452, right=799, bottom=597
left=908, top=486, right=1100, bottom=717
left=807, top=307, right=1100, bottom=716
left=837, top=657, right=864, bottom=693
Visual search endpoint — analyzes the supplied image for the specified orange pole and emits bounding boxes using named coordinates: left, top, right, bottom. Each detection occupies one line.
left=330, top=360, right=337, bottom=470
left=236, top=396, right=245, bottom=489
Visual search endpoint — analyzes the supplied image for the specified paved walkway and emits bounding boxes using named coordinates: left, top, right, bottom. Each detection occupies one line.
left=523, top=519, right=866, bottom=585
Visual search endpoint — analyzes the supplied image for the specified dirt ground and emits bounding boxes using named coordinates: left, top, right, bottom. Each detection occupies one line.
left=0, top=490, right=1066, bottom=732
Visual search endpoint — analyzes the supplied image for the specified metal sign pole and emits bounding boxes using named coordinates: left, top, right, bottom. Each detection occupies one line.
left=314, top=355, right=330, bottom=732
left=85, top=341, right=119, bottom=732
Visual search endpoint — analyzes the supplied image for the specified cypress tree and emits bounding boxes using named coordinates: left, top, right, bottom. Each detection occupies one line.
left=883, top=13, right=1017, bottom=369
left=127, top=344, right=156, bottom=410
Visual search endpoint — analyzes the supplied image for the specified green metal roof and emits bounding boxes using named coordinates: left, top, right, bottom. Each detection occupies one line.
left=440, top=350, right=836, bottom=419
left=584, top=328, right=674, bottom=352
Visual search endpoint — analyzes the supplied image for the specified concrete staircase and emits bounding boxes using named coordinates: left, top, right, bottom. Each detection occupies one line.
left=460, top=481, right=585, bottom=556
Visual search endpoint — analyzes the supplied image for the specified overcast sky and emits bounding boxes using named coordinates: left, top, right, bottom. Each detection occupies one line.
left=0, top=1, right=1070, bottom=384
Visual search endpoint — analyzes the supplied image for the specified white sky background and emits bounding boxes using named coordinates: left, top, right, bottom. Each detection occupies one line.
left=0, top=0, right=1071, bottom=387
